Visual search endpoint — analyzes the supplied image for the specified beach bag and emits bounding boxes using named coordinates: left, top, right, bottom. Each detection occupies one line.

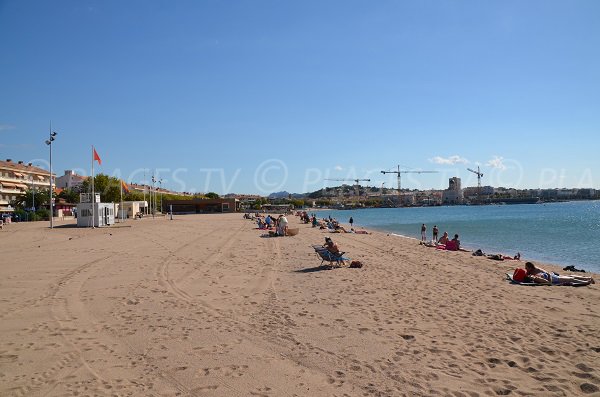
left=513, top=268, right=527, bottom=282
left=349, top=260, right=364, bottom=269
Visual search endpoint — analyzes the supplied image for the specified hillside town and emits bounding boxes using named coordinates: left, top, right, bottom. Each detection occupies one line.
left=2, top=158, right=597, bottom=224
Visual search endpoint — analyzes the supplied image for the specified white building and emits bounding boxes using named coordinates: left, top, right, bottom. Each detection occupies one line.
left=55, top=170, right=87, bottom=190
left=76, top=193, right=114, bottom=227
left=116, top=201, right=148, bottom=218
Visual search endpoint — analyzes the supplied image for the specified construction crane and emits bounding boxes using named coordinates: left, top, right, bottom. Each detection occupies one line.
left=380, top=165, right=438, bottom=206
left=467, top=166, right=484, bottom=203
left=324, top=178, right=371, bottom=201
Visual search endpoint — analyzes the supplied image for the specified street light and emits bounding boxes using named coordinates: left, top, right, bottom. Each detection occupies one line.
left=151, top=175, right=156, bottom=218
left=45, top=128, right=57, bottom=228
left=29, top=175, right=35, bottom=213
left=159, top=179, right=163, bottom=213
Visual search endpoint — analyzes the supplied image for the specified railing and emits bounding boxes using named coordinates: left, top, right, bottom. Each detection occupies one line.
left=0, top=187, right=25, bottom=194
left=0, top=175, right=50, bottom=185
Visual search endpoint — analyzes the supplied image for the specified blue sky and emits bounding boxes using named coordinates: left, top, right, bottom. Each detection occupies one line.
left=1, top=0, right=599, bottom=194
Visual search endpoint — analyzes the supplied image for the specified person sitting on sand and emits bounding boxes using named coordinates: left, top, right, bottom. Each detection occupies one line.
left=442, top=234, right=461, bottom=251
left=333, top=221, right=348, bottom=233
left=451, top=234, right=460, bottom=249
left=437, top=232, right=449, bottom=246
left=525, top=262, right=595, bottom=286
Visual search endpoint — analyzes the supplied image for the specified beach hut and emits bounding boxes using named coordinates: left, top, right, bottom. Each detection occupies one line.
left=76, top=193, right=115, bottom=227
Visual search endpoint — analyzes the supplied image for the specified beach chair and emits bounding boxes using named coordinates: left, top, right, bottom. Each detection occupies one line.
left=312, top=245, right=350, bottom=267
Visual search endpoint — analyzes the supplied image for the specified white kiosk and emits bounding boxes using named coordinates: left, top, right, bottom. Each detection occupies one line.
left=77, top=193, right=115, bottom=227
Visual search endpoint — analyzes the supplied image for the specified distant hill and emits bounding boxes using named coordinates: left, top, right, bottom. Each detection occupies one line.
left=268, top=191, right=305, bottom=199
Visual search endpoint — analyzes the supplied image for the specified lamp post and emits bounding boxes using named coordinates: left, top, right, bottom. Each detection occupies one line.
left=159, top=179, right=163, bottom=214
left=151, top=175, right=156, bottom=218
left=29, top=176, right=35, bottom=212
left=45, top=127, right=57, bottom=228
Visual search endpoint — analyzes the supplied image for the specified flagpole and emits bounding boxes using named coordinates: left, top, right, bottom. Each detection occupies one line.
left=91, top=145, right=95, bottom=228
left=143, top=170, right=146, bottom=215
left=120, top=180, right=124, bottom=222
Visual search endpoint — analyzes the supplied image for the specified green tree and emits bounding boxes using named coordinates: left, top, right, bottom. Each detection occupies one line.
left=205, top=192, right=220, bottom=199
left=80, top=173, right=122, bottom=203
left=57, top=188, right=79, bottom=203
left=124, top=190, right=144, bottom=201
left=13, top=188, right=50, bottom=210
left=291, top=199, right=305, bottom=208
left=315, top=199, right=331, bottom=207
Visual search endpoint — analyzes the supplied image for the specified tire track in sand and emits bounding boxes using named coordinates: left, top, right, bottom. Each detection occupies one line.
left=154, top=228, right=359, bottom=396
left=8, top=255, right=113, bottom=397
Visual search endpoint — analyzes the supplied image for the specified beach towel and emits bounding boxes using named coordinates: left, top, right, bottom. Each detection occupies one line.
left=505, top=273, right=543, bottom=286
left=505, top=273, right=588, bottom=287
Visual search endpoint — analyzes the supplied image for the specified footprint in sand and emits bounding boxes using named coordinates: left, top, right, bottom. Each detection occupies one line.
left=576, top=363, right=594, bottom=372
left=581, top=383, right=600, bottom=394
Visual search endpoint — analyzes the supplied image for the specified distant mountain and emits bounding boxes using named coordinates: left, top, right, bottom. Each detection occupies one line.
left=268, top=191, right=305, bottom=199
left=268, top=191, right=291, bottom=199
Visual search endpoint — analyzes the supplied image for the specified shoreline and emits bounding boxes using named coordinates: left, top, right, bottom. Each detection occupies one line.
left=315, top=203, right=600, bottom=274
left=337, top=222, right=599, bottom=278
left=368, top=225, right=598, bottom=275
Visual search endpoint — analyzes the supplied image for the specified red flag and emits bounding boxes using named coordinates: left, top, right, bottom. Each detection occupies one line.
left=93, top=148, right=102, bottom=165
left=121, top=180, right=130, bottom=194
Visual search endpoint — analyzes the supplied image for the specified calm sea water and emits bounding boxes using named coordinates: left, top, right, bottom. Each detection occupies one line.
left=321, top=201, right=600, bottom=273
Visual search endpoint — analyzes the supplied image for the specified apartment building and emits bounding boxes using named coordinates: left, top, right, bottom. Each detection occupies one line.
left=55, top=170, right=87, bottom=190
left=0, top=159, right=54, bottom=212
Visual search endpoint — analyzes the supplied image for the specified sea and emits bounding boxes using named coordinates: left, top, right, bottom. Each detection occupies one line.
left=319, top=200, right=600, bottom=274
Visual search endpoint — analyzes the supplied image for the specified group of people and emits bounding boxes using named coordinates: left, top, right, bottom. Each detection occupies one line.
left=514, top=262, right=595, bottom=286
left=420, top=223, right=463, bottom=251
left=255, top=214, right=289, bottom=236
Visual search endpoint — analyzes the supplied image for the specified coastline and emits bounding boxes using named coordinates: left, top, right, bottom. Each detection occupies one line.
left=317, top=202, right=600, bottom=274
left=335, top=221, right=598, bottom=279
left=1, top=214, right=598, bottom=396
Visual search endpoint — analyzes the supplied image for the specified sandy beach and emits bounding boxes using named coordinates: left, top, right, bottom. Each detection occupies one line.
left=0, top=213, right=599, bottom=396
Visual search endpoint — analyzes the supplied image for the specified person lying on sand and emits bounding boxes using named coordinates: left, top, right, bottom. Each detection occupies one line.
left=525, top=262, right=595, bottom=286
left=350, top=228, right=370, bottom=234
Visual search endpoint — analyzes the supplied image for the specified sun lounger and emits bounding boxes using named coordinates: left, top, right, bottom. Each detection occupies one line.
left=312, top=245, right=350, bottom=268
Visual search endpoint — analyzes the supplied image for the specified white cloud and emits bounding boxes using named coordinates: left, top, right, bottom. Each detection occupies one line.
left=486, top=155, right=507, bottom=170
left=0, top=124, right=16, bottom=131
left=429, top=155, right=469, bottom=165
left=334, top=165, right=343, bottom=171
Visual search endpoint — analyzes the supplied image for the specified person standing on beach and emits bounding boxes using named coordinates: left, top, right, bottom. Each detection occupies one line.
left=349, top=216, right=354, bottom=229
left=421, top=224, right=427, bottom=242
left=432, top=225, right=439, bottom=243
left=278, top=214, right=289, bottom=236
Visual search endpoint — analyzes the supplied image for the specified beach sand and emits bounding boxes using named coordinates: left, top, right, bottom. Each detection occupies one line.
left=1, top=213, right=599, bottom=396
